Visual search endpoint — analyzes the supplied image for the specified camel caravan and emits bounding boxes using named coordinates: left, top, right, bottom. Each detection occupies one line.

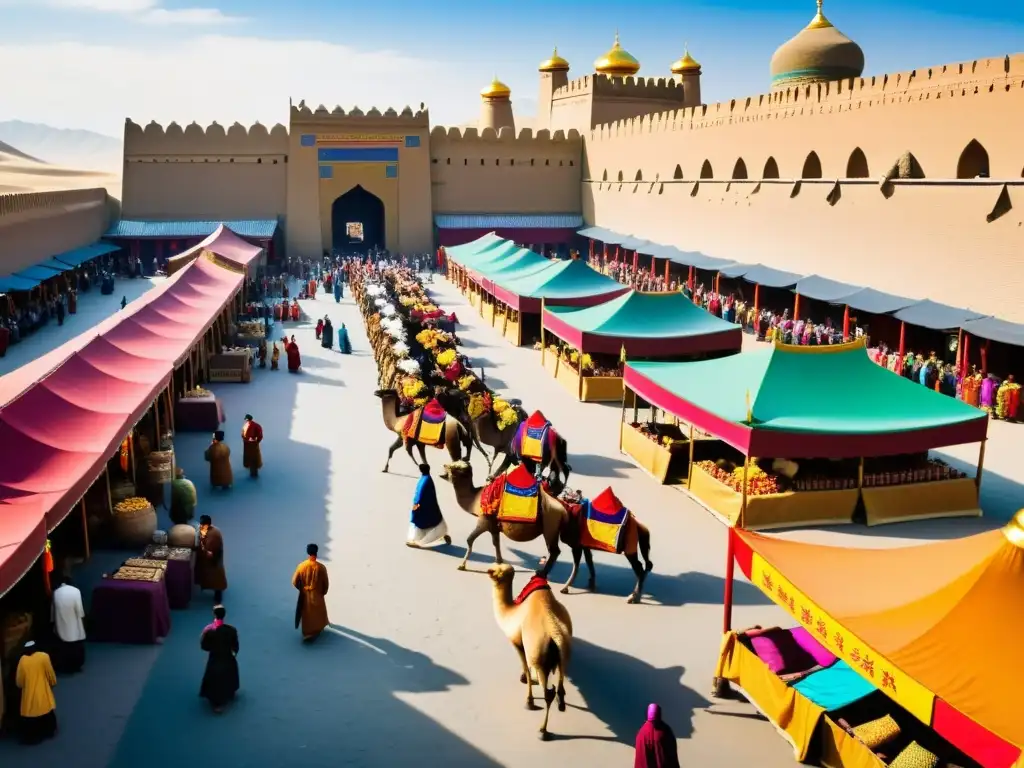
left=351, top=261, right=655, bottom=736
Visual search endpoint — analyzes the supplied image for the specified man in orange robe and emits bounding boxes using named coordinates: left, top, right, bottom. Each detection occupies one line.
left=292, top=543, right=329, bottom=642
left=241, top=414, right=263, bottom=478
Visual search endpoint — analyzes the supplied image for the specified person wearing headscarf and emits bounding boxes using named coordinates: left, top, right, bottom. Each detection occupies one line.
left=241, top=414, right=263, bottom=479
left=321, top=317, right=334, bottom=350
left=292, top=543, right=330, bottom=642
left=337, top=322, right=352, bottom=354
left=634, top=703, right=679, bottom=768
left=407, top=464, right=451, bottom=549
left=315, top=318, right=324, bottom=340
left=199, top=605, right=239, bottom=714
left=204, top=431, right=232, bottom=490
left=171, top=467, right=197, bottom=525
left=196, top=515, right=228, bottom=603
left=15, top=642, right=58, bottom=745
left=286, top=335, right=301, bottom=372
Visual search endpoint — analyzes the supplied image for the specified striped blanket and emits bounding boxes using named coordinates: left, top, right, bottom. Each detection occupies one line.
left=512, top=410, right=555, bottom=463
left=480, top=465, right=541, bottom=524
left=580, top=487, right=630, bottom=554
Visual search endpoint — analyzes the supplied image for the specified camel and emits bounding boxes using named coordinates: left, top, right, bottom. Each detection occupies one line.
left=469, top=402, right=573, bottom=486
left=375, top=389, right=474, bottom=473
left=442, top=461, right=567, bottom=576
left=488, top=563, right=572, bottom=738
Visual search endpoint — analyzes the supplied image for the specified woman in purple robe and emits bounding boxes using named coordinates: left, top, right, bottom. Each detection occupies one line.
left=634, top=703, right=679, bottom=768
left=981, top=374, right=1000, bottom=411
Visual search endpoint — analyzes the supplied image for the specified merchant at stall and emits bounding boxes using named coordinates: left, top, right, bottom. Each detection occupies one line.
left=241, top=414, right=264, bottom=479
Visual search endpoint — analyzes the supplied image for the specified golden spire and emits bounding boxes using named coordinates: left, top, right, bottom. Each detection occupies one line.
left=539, top=45, right=570, bottom=73
left=480, top=76, right=511, bottom=100
left=806, top=0, right=834, bottom=30
left=670, top=42, right=701, bottom=74
left=594, top=30, right=641, bottom=77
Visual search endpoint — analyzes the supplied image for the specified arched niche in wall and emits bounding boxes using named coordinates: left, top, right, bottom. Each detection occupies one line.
left=731, top=158, right=748, bottom=180
left=699, top=160, right=713, bottom=179
left=601, top=169, right=608, bottom=181
left=634, top=170, right=643, bottom=181
left=672, top=164, right=683, bottom=180
left=956, top=139, right=990, bottom=179
left=762, top=157, right=780, bottom=179
left=617, top=170, right=624, bottom=182
left=846, top=147, right=869, bottom=178
left=801, top=151, right=823, bottom=179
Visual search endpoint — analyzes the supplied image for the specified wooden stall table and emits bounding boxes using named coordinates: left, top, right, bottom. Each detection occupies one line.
left=142, top=546, right=194, bottom=609
left=90, top=576, right=172, bottom=644
left=208, top=348, right=253, bottom=383
left=174, top=393, right=225, bottom=432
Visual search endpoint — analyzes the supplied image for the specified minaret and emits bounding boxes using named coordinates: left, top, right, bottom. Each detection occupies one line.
left=536, top=46, right=570, bottom=132
left=479, top=77, right=515, bottom=133
left=670, top=44, right=703, bottom=107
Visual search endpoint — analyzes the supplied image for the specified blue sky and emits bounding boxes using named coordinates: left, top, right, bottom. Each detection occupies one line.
left=0, top=0, right=1019, bottom=137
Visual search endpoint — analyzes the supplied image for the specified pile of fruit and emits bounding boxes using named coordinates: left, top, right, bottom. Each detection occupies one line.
left=114, top=496, right=153, bottom=518
left=236, top=321, right=265, bottom=338
left=696, top=460, right=782, bottom=495
left=182, top=386, right=211, bottom=399
left=863, top=458, right=966, bottom=487
left=630, top=422, right=686, bottom=449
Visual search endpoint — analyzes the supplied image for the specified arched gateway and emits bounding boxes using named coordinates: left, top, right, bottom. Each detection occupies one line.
left=331, top=185, right=385, bottom=253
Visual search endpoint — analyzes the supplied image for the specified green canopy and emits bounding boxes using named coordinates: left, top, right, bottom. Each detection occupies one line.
left=457, top=240, right=521, bottom=269
left=543, top=290, right=743, bottom=357
left=623, top=339, right=988, bottom=458
left=445, top=233, right=505, bottom=260
left=492, top=259, right=626, bottom=311
left=471, top=247, right=551, bottom=281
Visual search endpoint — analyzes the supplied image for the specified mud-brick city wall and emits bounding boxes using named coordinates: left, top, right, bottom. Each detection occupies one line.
left=0, top=189, right=112, bottom=275
left=121, top=120, right=289, bottom=221
left=429, top=126, right=583, bottom=214
left=583, top=55, right=1024, bottom=323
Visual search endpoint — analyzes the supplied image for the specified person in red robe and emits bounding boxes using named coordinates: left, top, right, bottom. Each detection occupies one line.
left=286, top=336, right=301, bottom=373
left=307, top=278, right=317, bottom=299
left=634, top=704, right=679, bottom=768
left=315, top=318, right=324, bottom=340
left=241, top=414, right=264, bottom=479
left=290, top=300, right=300, bottom=322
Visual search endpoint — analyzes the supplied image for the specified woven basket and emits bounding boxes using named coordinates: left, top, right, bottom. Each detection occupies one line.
left=852, top=715, right=900, bottom=750
left=889, top=742, right=938, bottom=768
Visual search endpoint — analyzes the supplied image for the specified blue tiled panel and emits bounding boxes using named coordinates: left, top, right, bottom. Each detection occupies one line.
left=385, top=164, right=398, bottom=178
left=319, top=165, right=334, bottom=179
left=318, top=147, right=399, bottom=163
left=405, top=135, right=420, bottom=148
left=434, top=213, right=584, bottom=229
left=105, top=220, right=279, bottom=239
left=300, top=134, right=316, bottom=147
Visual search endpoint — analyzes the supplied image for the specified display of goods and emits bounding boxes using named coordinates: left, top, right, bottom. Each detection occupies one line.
left=435, top=348, right=457, bottom=368
left=630, top=423, right=684, bottom=448
left=152, top=530, right=168, bottom=546
left=237, top=321, right=265, bottom=337
left=111, top=480, right=137, bottom=504
left=112, top=499, right=158, bottom=548
left=159, top=431, right=174, bottom=451
left=168, top=524, right=197, bottom=548
left=167, top=547, right=193, bottom=562
left=124, top=557, right=168, bottom=571
left=696, top=460, right=782, bottom=496
left=862, top=459, right=967, bottom=487
left=147, top=451, right=174, bottom=483
left=399, top=296, right=418, bottom=307
left=114, top=497, right=153, bottom=517
left=182, top=386, right=212, bottom=399
left=793, top=475, right=858, bottom=491
left=145, top=545, right=170, bottom=560
left=113, top=566, right=164, bottom=583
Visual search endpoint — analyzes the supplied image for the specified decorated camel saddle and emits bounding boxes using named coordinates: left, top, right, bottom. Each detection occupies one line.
left=479, top=464, right=541, bottom=524
left=571, top=487, right=635, bottom=554
left=402, top=398, right=448, bottom=447
left=511, top=410, right=556, bottom=464
left=513, top=574, right=551, bottom=605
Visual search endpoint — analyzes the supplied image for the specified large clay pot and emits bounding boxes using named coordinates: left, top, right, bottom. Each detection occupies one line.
left=168, top=524, right=196, bottom=548
left=111, top=503, right=158, bottom=548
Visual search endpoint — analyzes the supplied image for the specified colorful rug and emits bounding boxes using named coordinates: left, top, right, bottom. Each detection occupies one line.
left=580, top=487, right=630, bottom=554
left=513, top=575, right=551, bottom=605
left=402, top=399, right=447, bottom=446
left=513, top=410, right=554, bottom=463
left=498, top=464, right=541, bottom=524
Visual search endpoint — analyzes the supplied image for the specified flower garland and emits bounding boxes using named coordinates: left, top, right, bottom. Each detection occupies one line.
left=435, top=348, right=457, bottom=368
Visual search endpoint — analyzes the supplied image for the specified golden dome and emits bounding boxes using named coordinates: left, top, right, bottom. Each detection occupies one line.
left=480, top=77, right=512, bottom=100
left=594, top=32, right=641, bottom=77
left=770, top=0, right=864, bottom=90
left=539, top=46, right=570, bottom=73
left=670, top=46, right=701, bottom=74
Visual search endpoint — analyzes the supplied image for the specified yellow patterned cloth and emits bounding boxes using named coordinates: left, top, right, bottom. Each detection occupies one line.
left=498, top=465, right=540, bottom=524
left=888, top=742, right=938, bottom=768
left=852, top=714, right=900, bottom=750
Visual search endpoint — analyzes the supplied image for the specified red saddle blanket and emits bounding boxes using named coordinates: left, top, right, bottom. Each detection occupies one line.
left=402, top=399, right=447, bottom=446
left=480, top=464, right=540, bottom=524
left=513, top=575, right=551, bottom=605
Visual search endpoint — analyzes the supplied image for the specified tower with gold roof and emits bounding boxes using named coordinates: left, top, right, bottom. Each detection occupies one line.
left=479, top=76, right=516, bottom=133
left=670, top=45, right=703, bottom=107
left=536, top=46, right=571, bottom=132
left=770, top=0, right=864, bottom=91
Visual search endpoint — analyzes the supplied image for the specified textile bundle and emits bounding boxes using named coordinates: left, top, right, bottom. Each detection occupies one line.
left=580, top=487, right=630, bottom=554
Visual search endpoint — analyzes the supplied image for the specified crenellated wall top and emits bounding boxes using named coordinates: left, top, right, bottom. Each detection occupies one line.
left=553, top=74, right=685, bottom=101
left=289, top=101, right=430, bottom=127
left=124, top=118, right=289, bottom=155
left=587, top=54, right=1024, bottom=141
left=429, top=126, right=582, bottom=144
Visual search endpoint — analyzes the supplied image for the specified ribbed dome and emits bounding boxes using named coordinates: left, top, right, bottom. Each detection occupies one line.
left=770, top=0, right=864, bottom=90
left=480, top=77, right=511, bottom=100
left=594, top=32, right=640, bottom=77
left=670, top=46, right=701, bottom=74
left=539, top=46, right=570, bottom=73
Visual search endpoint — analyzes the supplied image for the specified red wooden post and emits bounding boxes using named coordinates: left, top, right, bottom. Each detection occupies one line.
left=663, top=258, right=670, bottom=288
left=898, top=321, right=906, bottom=359
left=650, top=254, right=656, bottom=278
left=753, top=283, right=760, bottom=320
left=842, top=305, right=850, bottom=342
left=961, top=333, right=970, bottom=378
left=714, top=272, right=721, bottom=294
left=793, top=293, right=801, bottom=322
left=687, top=265, right=694, bottom=290
left=981, top=340, right=990, bottom=376
left=632, top=250, right=638, bottom=271
left=722, top=529, right=736, bottom=633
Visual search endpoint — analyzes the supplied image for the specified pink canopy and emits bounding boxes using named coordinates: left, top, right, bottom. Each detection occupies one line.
left=166, top=223, right=264, bottom=275
left=0, top=253, right=243, bottom=597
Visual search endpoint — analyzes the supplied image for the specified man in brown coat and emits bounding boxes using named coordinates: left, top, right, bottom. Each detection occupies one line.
left=241, top=415, right=263, bottom=479
left=196, top=515, right=227, bottom=603
left=204, top=430, right=232, bottom=490
left=292, top=543, right=329, bottom=642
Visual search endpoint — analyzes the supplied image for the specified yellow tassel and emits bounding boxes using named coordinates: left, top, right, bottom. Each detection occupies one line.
left=745, top=390, right=752, bottom=424
left=620, top=344, right=627, bottom=365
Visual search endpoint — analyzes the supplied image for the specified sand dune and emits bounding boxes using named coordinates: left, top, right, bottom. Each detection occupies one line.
left=0, top=143, right=120, bottom=196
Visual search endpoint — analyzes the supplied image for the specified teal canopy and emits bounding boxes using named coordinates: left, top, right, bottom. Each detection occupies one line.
left=444, top=233, right=504, bottom=259
left=496, top=259, right=625, bottom=301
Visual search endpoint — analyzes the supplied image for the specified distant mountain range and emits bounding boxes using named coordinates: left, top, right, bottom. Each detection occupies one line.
left=0, top=121, right=122, bottom=173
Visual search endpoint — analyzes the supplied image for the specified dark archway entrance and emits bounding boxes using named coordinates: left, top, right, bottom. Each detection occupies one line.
left=331, top=185, right=385, bottom=254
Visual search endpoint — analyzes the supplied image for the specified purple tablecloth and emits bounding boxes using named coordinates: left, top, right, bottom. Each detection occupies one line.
left=90, top=578, right=172, bottom=644
left=160, top=557, right=193, bottom=609
left=175, top=395, right=225, bottom=432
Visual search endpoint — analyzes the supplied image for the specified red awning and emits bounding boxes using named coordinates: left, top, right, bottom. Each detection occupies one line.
left=166, top=223, right=264, bottom=275
left=0, top=253, right=243, bottom=596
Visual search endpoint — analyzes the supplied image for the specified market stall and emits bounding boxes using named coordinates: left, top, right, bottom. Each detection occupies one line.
left=621, top=338, right=988, bottom=529
left=175, top=387, right=225, bottom=432
left=713, top=518, right=1024, bottom=768
left=541, top=290, right=743, bottom=402
left=208, top=347, right=253, bottom=383
left=90, top=566, right=172, bottom=644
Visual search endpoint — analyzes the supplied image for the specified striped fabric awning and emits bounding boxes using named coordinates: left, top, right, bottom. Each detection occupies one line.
left=434, top=213, right=583, bottom=229
left=105, top=219, right=279, bottom=239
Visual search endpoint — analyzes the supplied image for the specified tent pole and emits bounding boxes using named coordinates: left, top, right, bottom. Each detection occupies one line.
left=976, top=437, right=987, bottom=489
left=739, top=455, right=750, bottom=529
left=154, top=395, right=162, bottom=447
left=632, top=394, right=639, bottom=425
left=105, top=464, right=114, bottom=516
left=517, top=311, right=522, bottom=347
left=81, top=499, right=90, bottom=560
left=687, top=424, right=696, bottom=489
left=130, top=430, right=137, bottom=486
left=540, top=299, right=546, bottom=363
left=619, top=386, right=627, bottom=451
left=577, top=357, right=584, bottom=401
left=502, top=303, right=509, bottom=340
left=723, top=528, right=736, bottom=633
left=857, top=457, right=864, bottom=489
left=165, top=385, right=175, bottom=434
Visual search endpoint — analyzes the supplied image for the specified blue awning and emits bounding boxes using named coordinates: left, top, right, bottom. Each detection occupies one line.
left=0, top=274, right=40, bottom=292
left=434, top=213, right=582, bottom=229
left=794, top=275, right=861, bottom=303
left=893, top=299, right=987, bottom=331
left=37, top=258, right=74, bottom=272
left=669, top=248, right=740, bottom=271
left=15, top=265, right=64, bottom=281
left=52, top=242, right=121, bottom=267
left=105, top=219, right=279, bottom=239
left=617, top=236, right=651, bottom=250
left=961, top=316, right=1024, bottom=348
left=578, top=226, right=632, bottom=245
left=830, top=287, right=917, bottom=315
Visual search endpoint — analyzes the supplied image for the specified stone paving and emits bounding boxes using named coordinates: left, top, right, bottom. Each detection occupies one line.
left=0, top=273, right=1018, bottom=767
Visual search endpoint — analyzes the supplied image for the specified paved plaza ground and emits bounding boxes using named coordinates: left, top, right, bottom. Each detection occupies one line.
left=0, top=273, right=1018, bottom=767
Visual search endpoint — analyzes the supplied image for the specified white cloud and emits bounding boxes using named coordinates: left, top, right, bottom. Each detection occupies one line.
left=5, top=0, right=241, bottom=24
left=0, top=36, right=499, bottom=136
